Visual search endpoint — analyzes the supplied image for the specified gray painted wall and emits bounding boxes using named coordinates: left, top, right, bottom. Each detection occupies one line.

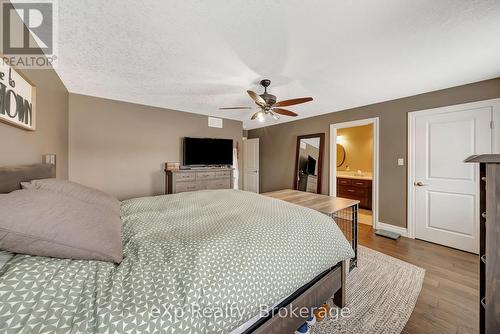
left=69, top=94, right=243, bottom=200
left=249, top=77, right=500, bottom=228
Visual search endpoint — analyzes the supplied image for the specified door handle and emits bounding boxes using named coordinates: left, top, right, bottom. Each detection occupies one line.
left=414, top=181, right=426, bottom=186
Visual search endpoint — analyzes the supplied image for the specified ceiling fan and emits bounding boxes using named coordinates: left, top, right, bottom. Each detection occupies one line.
left=219, top=79, right=313, bottom=122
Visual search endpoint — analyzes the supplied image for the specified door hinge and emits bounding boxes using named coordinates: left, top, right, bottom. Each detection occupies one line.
left=490, top=121, right=494, bottom=129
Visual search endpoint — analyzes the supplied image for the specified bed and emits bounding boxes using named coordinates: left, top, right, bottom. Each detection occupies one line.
left=0, top=164, right=354, bottom=333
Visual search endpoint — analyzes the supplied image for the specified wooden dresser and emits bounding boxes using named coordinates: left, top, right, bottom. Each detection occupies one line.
left=337, top=177, right=372, bottom=210
left=465, top=155, right=500, bottom=334
left=165, top=167, right=233, bottom=194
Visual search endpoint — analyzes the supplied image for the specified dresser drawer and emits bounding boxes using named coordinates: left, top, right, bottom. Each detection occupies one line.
left=206, top=179, right=231, bottom=189
left=196, top=171, right=216, bottom=180
left=175, top=182, right=198, bottom=193
left=215, top=171, right=231, bottom=178
left=176, top=173, right=196, bottom=181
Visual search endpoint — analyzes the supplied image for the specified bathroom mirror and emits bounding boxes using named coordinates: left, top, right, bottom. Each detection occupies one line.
left=294, top=133, right=325, bottom=194
left=336, top=144, right=346, bottom=167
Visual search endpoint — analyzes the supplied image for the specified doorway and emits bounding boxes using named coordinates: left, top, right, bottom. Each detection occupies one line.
left=243, top=138, right=259, bottom=193
left=408, top=99, right=500, bottom=253
left=330, top=118, right=379, bottom=227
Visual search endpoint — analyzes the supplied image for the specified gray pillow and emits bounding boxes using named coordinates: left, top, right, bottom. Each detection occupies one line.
left=0, top=189, right=123, bottom=263
left=21, top=179, right=120, bottom=214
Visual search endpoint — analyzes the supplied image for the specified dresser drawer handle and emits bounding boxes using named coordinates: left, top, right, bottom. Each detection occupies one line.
left=181, top=175, right=191, bottom=178
left=481, top=176, right=486, bottom=182
left=347, top=189, right=356, bottom=193
left=481, top=255, right=486, bottom=264
left=481, top=212, right=487, bottom=219
left=355, top=182, right=364, bottom=185
left=481, top=298, right=486, bottom=308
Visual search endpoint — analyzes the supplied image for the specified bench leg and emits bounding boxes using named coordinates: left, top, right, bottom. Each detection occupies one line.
left=333, top=261, right=346, bottom=308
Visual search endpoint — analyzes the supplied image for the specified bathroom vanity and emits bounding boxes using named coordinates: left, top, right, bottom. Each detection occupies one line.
left=337, top=172, right=372, bottom=210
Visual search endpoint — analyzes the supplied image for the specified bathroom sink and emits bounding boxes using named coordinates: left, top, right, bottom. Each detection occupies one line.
left=337, top=171, right=373, bottom=180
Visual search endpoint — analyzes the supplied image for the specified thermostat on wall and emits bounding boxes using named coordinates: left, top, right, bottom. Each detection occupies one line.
left=208, top=117, right=223, bottom=128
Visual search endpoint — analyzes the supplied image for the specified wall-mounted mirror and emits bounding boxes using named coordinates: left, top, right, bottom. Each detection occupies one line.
left=337, top=144, right=346, bottom=167
left=294, top=133, right=325, bottom=194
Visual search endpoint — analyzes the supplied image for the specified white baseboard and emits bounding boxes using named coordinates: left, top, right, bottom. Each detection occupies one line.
left=376, top=222, right=409, bottom=238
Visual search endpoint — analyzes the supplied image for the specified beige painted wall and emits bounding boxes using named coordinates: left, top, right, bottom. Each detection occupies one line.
left=69, top=94, right=243, bottom=200
left=337, top=124, right=373, bottom=172
left=249, top=77, right=500, bottom=228
left=0, top=69, right=69, bottom=178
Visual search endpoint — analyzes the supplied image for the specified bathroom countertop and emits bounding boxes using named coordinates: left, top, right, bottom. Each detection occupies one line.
left=337, top=171, right=373, bottom=180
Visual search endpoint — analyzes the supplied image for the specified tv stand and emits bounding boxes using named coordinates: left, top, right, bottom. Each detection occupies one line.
left=165, top=165, right=233, bottom=194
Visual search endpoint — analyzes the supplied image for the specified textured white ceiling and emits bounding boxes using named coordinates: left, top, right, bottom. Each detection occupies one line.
left=55, top=0, right=500, bottom=129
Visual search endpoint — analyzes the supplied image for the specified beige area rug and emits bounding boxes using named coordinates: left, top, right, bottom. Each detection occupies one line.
left=311, top=246, right=425, bottom=334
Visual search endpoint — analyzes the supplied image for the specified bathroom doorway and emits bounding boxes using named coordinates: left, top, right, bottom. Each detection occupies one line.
left=330, top=118, right=379, bottom=227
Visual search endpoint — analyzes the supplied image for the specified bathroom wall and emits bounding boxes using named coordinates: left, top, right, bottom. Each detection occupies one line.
left=337, top=124, right=373, bottom=172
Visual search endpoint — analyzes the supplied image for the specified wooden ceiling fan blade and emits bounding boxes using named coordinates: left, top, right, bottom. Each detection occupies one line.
left=274, top=97, right=313, bottom=107
left=273, top=108, right=298, bottom=117
left=219, top=107, right=253, bottom=110
left=247, top=90, right=267, bottom=107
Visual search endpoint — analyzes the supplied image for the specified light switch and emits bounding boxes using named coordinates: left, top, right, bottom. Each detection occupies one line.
left=398, top=158, right=404, bottom=166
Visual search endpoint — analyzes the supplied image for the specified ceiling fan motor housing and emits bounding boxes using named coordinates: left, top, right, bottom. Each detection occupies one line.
left=259, top=79, right=276, bottom=106
left=260, top=92, right=276, bottom=106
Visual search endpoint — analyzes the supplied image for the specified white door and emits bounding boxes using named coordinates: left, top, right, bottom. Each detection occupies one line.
left=243, top=138, right=259, bottom=193
left=413, top=106, right=493, bottom=253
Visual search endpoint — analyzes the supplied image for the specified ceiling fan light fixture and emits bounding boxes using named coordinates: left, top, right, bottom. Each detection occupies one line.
left=256, top=111, right=265, bottom=122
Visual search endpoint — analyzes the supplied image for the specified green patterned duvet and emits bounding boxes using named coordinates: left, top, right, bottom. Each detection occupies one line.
left=0, top=190, right=354, bottom=333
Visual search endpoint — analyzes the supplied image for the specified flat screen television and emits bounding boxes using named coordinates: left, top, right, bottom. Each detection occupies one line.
left=183, top=137, right=233, bottom=166
left=307, top=155, right=317, bottom=175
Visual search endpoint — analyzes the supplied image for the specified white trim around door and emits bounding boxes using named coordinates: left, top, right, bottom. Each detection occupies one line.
left=330, top=117, right=380, bottom=228
left=407, top=98, right=500, bottom=243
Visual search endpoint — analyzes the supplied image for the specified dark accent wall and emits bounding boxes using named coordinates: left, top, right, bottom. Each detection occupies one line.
left=249, top=78, right=500, bottom=228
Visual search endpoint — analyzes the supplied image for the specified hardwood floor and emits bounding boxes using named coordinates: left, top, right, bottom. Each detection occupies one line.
left=358, top=224, right=479, bottom=334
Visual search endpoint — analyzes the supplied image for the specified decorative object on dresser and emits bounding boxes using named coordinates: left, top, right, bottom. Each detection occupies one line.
left=165, top=166, right=233, bottom=194
left=337, top=177, right=372, bottom=210
left=465, top=154, right=500, bottom=334
left=165, top=162, right=180, bottom=171
left=294, top=133, right=325, bottom=194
